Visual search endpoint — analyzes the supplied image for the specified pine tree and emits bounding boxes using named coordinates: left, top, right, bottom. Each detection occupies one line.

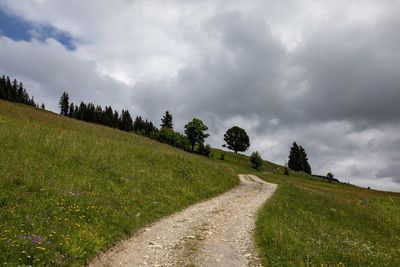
left=17, top=82, right=24, bottom=102
left=10, top=79, right=18, bottom=102
left=120, top=110, right=133, bottom=132
left=299, top=145, right=312, bottom=174
left=113, top=110, right=120, bottom=128
left=68, top=103, right=75, bottom=117
left=103, top=106, right=114, bottom=126
left=77, top=102, right=87, bottom=120
left=59, top=92, right=70, bottom=116
left=5, top=76, right=12, bottom=100
left=288, top=142, right=303, bottom=171
left=133, top=116, right=143, bottom=132
left=0, top=76, right=5, bottom=99
left=160, top=111, right=173, bottom=129
left=95, top=105, right=103, bottom=124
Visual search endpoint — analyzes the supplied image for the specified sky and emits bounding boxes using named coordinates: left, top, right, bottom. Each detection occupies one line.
left=0, top=0, right=399, bottom=192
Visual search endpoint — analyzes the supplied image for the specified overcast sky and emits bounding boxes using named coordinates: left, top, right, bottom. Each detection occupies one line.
left=1, top=0, right=399, bottom=192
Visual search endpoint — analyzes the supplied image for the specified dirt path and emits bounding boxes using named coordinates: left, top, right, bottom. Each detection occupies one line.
left=89, top=174, right=277, bottom=267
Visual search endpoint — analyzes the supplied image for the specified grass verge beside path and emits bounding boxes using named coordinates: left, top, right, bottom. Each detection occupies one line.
left=255, top=174, right=400, bottom=266
left=0, top=101, right=238, bottom=266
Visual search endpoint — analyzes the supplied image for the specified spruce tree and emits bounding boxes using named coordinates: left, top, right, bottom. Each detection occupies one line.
left=288, top=142, right=303, bottom=171
left=120, top=110, right=133, bottom=132
left=11, top=79, right=18, bottom=102
left=160, top=111, right=173, bottom=129
left=113, top=110, right=120, bottom=128
left=300, top=145, right=312, bottom=174
left=17, top=82, right=24, bottom=102
left=5, top=76, right=12, bottom=100
left=68, top=103, right=75, bottom=117
left=133, top=116, right=143, bottom=132
left=59, top=92, right=70, bottom=116
left=0, top=76, right=5, bottom=99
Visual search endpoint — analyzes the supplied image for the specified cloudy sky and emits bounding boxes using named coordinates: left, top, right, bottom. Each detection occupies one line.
left=1, top=0, right=399, bottom=192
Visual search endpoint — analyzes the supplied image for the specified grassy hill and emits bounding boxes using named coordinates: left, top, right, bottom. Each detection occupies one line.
left=1, top=100, right=399, bottom=266
left=0, top=100, right=238, bottom=266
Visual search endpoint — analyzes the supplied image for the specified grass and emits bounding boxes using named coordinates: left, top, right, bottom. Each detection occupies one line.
left=209, top=149, right=400, bottom=266
left=1, top=100, right=399, bottom=266
left=255, top=174, right=400, bottom=266
left=0, top=100, right=238, bottom=266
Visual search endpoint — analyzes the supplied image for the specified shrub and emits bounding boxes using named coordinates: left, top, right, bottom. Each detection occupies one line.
left=327, top=172, right=334, bottom=183
left=220, top=153, right=225, bottom=160
left=250, top=151, right=263, bottom=170
left=197, top=144, right=212, bottom=157
left=157, top=128, right=190, bottom=151
left=284, top=166, right=289, bottom=176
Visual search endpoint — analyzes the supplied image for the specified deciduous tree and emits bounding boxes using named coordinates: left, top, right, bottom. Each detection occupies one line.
left=184, top=118, right=209, bottom=151
left=223, top=126, right=250, bottom=153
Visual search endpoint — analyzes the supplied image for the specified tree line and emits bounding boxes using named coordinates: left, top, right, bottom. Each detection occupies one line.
left=59, top=92, right=138, bottom=132
left=59, top=92, right=213, bottom=156
left=0, top=75, right=36, bottom=107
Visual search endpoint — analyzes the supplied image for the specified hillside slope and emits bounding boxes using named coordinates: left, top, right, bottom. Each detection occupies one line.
left=255, top=172, right=400, bottom=266
left=0, top=101, right=238, bottom=266
left=1, top=100, right=399, bottom=266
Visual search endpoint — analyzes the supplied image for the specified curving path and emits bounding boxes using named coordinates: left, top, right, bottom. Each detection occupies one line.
left=89, top=174, right=277, bottom=267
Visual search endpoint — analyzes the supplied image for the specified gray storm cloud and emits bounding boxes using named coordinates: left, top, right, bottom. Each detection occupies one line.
left=0, top=0, right=399, bottom=191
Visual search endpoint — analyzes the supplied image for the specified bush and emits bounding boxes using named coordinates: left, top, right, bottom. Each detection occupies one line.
left=220, top=153, right=225, bottom=160
left=197, top=143, right=212, bottom=157
left=327, top=172, right=334, bottom=183
left=284, top=166, right=289, bottom=176
left=250, top=151, right=263, bottom=170
left=157, top=128, right=190, bottom=151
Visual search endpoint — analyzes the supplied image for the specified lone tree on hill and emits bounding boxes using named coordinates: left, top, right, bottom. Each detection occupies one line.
left=288, top=142, right=312, bottom=174
left=59, top=92, right=69, bottom=116
left=184, top=118, right=209, bottom=151
left=250, top=151, right=263, bottom=170
left=160, top=111, right=173, bottom=129
left=223, top=126, right=250, bottom=153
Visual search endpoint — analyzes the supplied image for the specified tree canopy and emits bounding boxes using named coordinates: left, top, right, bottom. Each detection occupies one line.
left=250, top=151, right=263, bottom=170
left=160, top=111, right=173, bottom=129
left=0, top=75, right=36, bottom=106
left=288, top=142, right=312, bottom=174
left=59, top=92, right=69, bottom=116
left=223, top=126, right=250, bottom=153
left=184, top=118, right=209, bottom=151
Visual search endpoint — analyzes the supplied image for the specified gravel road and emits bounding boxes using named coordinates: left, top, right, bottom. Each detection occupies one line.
left=89, top=174, right=277, bottom=267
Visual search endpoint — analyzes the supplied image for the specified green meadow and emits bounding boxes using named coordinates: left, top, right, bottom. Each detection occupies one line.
left=0, top=100, right=238, bottom=266
left=1, top=100, right=399, bottom=266
left=255, top=173, right=400, bottom=266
